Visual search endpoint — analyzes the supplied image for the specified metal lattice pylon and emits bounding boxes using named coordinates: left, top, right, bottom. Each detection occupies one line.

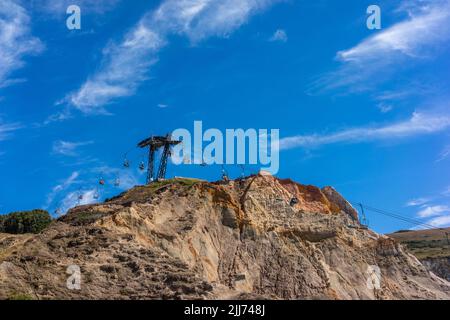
left=358, top=203, right=369, bottom=228
left=138, top=134, right=181, bottom=184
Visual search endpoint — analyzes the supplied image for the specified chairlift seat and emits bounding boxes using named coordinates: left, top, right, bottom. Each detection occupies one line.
left=290, top=197, right=299, bottom=206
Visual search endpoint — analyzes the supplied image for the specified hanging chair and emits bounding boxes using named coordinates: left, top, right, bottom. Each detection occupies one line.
left=290, top=197, right=299, bottom=206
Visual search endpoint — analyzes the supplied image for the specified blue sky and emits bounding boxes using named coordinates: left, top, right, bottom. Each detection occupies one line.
left=0, top=0, right=450, bottom=233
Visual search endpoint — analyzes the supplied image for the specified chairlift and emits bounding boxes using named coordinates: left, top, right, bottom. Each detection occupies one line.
left=123, top=159, right=130, bottom=168
left=99, top=178, right=105, bottom=185
left=358, top=203, right=369, bottom=229
left=75, top=188, right=84, bottom=205
left=93, top=192, right=99, bottom=200
left=114, top=178, right=120, bottom=187
left=139, top=161, right=145, bottom=171
left=221, top=165, right=229, bottom=181
left=290, top=197, right=299, bottom=206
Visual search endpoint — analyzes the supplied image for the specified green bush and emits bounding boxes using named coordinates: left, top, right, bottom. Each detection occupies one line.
left=0, top=209, right=52, bottom=234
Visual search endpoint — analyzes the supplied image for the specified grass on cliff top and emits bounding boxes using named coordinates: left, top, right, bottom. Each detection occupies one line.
left=402, top=245, right=450, bottom=259
left=389, top=228, right=450, bottom=259
left=106, top=178, right=202, bottom=203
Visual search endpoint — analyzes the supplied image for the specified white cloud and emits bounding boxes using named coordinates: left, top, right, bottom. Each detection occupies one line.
left=66, top=20, right=165, bottom=113
left=42, top=107, right=73, bottom=126
left=59, top=189, right=98, bottom=214
left=63, top=0, right=281, bottom=113
left=269, top=29, right=287, bottom=42
left=90, top=165, right=140, bottom=190
left=279, top=112, right=450, bottom=150
left=417, top=205, right=450, bottom=218
left=436, top=144, right=450, bottom=162
left=52, top=140, right=93, bottom=156
left=0, top=0, right=43, bottom=88
left=337, top=2, right=450, bottom=63
left=424, top=214, right=450, bottom=228
left=377, top=103, right=393, bottom=113
left=45, top=171, right=80, bottom=208
left=314, top=0, right=450, bottom=92
left=406, top=197, right=430, bottom=207
left=153, top=0, right=281, bottom=42
left=0, top=120, right=21, bottom=141
left=157, top=103, right=169, bottom=108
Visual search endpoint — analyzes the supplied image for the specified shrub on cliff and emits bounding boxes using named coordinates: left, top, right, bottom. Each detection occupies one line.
left=0, top=210, right=52, bottom=234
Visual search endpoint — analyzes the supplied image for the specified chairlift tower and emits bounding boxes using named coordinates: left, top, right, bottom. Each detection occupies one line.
left=138, top=134, right=181, bottom=184
left=358, top=203, right=369, bottom=229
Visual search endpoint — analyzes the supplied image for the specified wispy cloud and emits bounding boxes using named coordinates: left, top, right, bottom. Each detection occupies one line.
left=406, top=197, right=430, bottom=207
left=153, top=0, right=281, bottom=42
left=313, top=0, right=450, bottom=93
left=417, top=205, right=450, bottom=218
left=279, top=112, right=450, bottom=150
left=338, top=2, right=450, bottom=62
left=406, top=186, right=450, bottom=228
left=269, top=29, right=287, bottom=42
left=411, top=185, right=450, bottom=228
left=417, top=204, right=450, bottom=228
left=42, top=106, right=73, bottom=126
left=61, top=0, right=281, bottom=114
left=436, top=144, right=450, bottom=162
left=44, top=166, right=139, bottom=215
left=52, top=140, right=93, bottom=156
left=425, top=214, right=450, bottom=228
left=0, top=0, right=44, bottom=88
left=45, top=171, right=80, bottom=208
left=90, top=165, right=140, bottom=191
left=377, top=103, right=393, bottom=113
left=0, top=119, right=21, bottom=141
left=59, top=188, right=98, bottom=214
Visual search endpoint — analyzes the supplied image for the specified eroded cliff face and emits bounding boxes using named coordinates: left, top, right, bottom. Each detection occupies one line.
left=389, top=228, right=450, bottom=282
left=0, top=174, right=449, bottom=300
left=421, top=258, right=450, bottom=282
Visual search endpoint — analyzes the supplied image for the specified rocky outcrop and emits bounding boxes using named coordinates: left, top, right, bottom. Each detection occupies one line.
left=0, top=175, right=449, bottom=300
left=422, top=258, right=450, bottom=282
left=388, top=228, right=450, bottom=282
left=321, top=186, right=359, bottom=221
